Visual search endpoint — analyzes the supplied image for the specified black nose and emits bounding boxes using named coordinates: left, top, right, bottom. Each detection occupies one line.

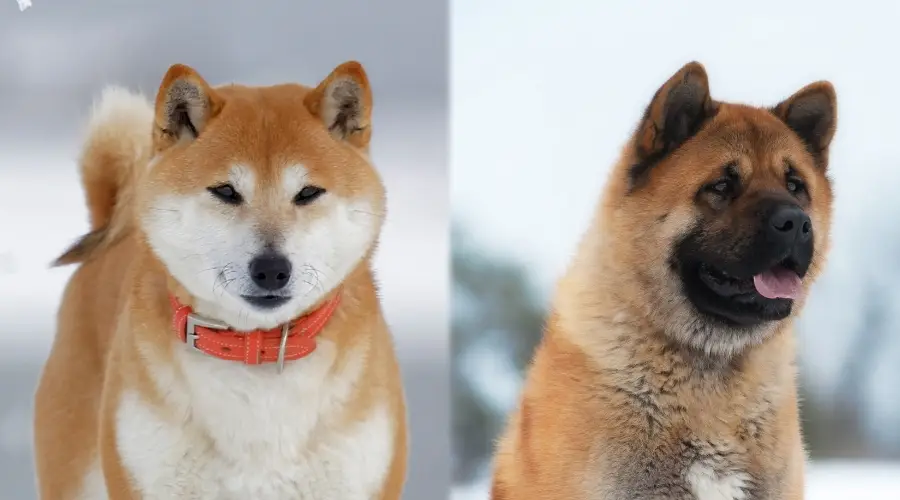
left=248, top=253, right=292, bottom=291
left=767, top=204, right=812, bottom=245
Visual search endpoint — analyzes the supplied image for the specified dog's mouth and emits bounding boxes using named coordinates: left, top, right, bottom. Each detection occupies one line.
left=241, top=294, right=292, bottom=309
left=685, top=256, right=805, bottom=326
left=698, top=259, right=803, bottom=301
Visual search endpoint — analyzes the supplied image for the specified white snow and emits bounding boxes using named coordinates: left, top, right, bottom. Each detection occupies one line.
left=16, top=0, right=31, bottom=11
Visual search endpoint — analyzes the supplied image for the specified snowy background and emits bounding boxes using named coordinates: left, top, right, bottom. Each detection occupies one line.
left=0, top=1, right=448, bottom=498
left=451, top=0, right=900, bottom=498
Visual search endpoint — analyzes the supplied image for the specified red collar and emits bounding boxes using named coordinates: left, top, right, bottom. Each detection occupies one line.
left=169, top=289, right=342, bottom=372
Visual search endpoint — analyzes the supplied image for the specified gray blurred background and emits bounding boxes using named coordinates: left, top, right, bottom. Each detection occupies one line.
left=0, top=1, right=448, bottom=498
left=451, top=0, right=900, bottom=498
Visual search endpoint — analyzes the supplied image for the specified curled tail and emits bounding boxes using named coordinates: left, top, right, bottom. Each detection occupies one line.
left=54, top=87, right=154, bottom=266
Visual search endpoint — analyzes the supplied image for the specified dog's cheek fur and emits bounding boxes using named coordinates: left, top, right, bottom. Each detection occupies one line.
left=141, top=193, right=259, bottom=304
left=280, top=194, right=383, bottom=315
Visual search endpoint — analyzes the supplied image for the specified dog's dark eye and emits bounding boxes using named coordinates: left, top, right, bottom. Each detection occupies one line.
left=706, top=179, right=734, bottom=197
left=786, top=177, right=805, bottom=195
left=293, top=186, right=326, bottom=206
left=207, top=184, right=243, bottom=205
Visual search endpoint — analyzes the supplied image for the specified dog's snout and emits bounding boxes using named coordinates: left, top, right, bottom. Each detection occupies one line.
left=767, top=204, right=811, bottom=245
left=248, top=253, right=292, bottom=291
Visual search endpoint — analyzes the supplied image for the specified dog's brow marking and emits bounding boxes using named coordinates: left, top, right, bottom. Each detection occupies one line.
left=282, top=164, right=311, bottom=198
left=783, top=158, right=797, bottom=175
left=723, top=162, right=740, bottom=178
left=229, top=164, right=255, bottom=202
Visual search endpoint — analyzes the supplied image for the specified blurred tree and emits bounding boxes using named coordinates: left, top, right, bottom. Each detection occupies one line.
left=451, top=223, right=545, bottom=484
left=836, top=282, right=888, bottom=448
left=802, top=280, right=899, bottom=460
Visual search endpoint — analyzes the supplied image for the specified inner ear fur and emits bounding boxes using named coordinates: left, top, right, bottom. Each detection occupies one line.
left=304, top=61, right=373, bottom=149
left=153, top=64, right=223, bottom=151
left=629, top=61, right=717, bottom=189
left=771, top=81, right=837, bottom=169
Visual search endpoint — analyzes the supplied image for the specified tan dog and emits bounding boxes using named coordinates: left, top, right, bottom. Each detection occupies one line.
left=492, top=62, right=837, bottom=499
left=33, top=62, right=407, bottom=499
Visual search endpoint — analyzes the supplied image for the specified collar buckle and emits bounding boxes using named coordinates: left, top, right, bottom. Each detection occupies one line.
left=184, top=313, right=230, bottom=352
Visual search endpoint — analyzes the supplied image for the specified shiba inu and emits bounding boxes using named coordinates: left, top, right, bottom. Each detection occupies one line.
left=34, top=61, right=407, bottom=499
left=491, top=61, right=837, bottom=499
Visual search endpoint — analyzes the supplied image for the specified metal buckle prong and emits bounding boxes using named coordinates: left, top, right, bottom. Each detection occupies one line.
left=276, top=323, right=290, bottom=374
left=185, top=313, right=230, bottom=352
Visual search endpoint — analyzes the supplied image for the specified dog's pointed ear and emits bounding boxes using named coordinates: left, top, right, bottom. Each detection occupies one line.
left=772, top=81, right=836, bottom=169
left=304, top=61, right=373, bottom=149
left=630, top=61, right=716, bottom=188
left=153, top=64, right=223, bottom=151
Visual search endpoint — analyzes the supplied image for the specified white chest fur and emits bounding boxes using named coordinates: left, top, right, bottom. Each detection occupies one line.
left=686, top=462, right=752, bottom=500
left=115, top=339, right=394, bottom=500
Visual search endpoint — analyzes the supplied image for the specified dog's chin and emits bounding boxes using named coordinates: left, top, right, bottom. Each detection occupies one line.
left=241, top=294, right=292, bottom=310
left=679, top=259, right=799, bottom=327
left=189, top=290, right=301, bottom=332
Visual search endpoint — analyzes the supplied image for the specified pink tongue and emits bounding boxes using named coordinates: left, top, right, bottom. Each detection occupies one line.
left=753, top=268, right=802, bottom=299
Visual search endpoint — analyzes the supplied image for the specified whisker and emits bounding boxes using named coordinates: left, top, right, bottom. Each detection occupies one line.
left=351, top=209, right=382, bottom=217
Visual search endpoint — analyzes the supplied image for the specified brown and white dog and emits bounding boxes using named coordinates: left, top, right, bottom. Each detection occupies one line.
left=33, top=62, right=407, bottom=499
left=492, top=62, right=837, bottom=499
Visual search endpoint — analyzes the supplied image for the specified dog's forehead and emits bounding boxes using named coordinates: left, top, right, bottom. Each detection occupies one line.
left=215, top=83, right=312, bottom=112
left=214, top=86, right=317, bottom=140
left=700, top=107, right=812, bottom=175
left=706, top=107, right=791, bottom=149
left=196, top=87, right=349, bottom=178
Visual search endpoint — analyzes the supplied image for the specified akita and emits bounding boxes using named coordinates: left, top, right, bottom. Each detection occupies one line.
left=492, top=61, right=837, bottom=499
